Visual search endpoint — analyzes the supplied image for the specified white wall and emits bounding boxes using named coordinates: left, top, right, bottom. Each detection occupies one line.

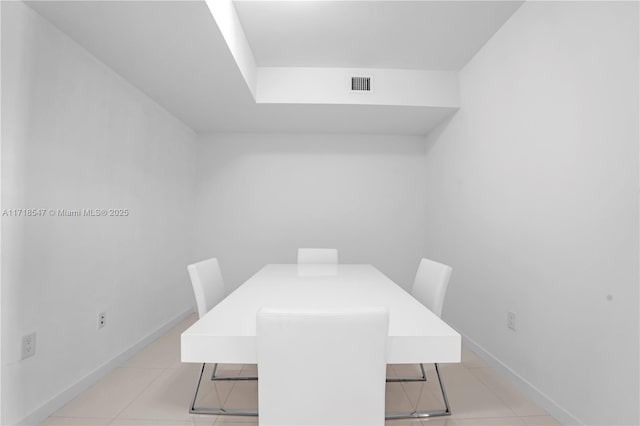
left=423, top=2, right=638, bottom=425
left=1, top=2, right=197, bottom=424
left=194, top=133, right=427, bottom=291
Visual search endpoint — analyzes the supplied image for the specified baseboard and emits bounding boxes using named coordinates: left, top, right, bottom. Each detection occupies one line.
left=460, top=332, right=583, bottom=426
left=17, top=307, right=195, bottom=426
left=16, top=311, right=581, bottom=425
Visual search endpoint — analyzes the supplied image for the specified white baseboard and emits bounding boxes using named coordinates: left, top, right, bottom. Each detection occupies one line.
left=460, top=332, right=583, bottom=426
left=17, top=308, right=195, bottom=426
left=16, top=311, right=582, bottom=425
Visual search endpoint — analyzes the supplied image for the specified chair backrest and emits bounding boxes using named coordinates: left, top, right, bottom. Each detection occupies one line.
left=297, top=248, right=338, bottom=265
left=411, top=258, right=452, bottom=318
left=187, top=258, right=226, bottom=319
left=257, top=307, right=388, bottom=426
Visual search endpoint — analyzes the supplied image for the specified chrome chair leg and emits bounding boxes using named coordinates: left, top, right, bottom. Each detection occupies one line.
left=385, top=363, right=451, bottom=420
left=189, top=363, right=207, bottom=414
left=434, top=363, right=451, bottom=414
left=210, top=362, right=258, bottom=381
left=210, top=363, right=218, bottom=380
left=386, top=363, right=427, bottom=382
left=190, top=363, right=258, bottom=416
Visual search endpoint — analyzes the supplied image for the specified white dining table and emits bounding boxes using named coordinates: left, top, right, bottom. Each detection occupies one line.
left=181, top=264, right=461, bottom=417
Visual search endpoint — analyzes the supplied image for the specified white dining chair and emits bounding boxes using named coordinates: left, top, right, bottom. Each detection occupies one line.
left=188, top=258, right=225, bottom=319
left=297, top=248, right=338, bottom=264
left=387, top=257, right=452, bottom=416
left=257, top=307, right=388, bottom=426
left=187, top=258, right=257, bottom=414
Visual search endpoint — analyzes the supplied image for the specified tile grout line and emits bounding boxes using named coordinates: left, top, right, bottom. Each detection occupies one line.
left=458, top=363, right=521, bottom=420
left=43, top=366, right=166, bottom=424
left=400, top=361, right=524, bottom=423
left=460, top=348, right=532, bottom=421
left=210, top=364, right=246, bottom=426
left=106, top=366, right=169, bottom=424
left=43, top=334, right=554, bottom=426
left=400, top=365, right=450, bottom=425
left=213, top=364, right=257, bottom=425
left=109, top=318, right=196, bottom=425
left=465, top=366, right=542, bottom=421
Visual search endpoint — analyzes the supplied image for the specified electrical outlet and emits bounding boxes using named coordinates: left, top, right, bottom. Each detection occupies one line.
left=22, top=332, right=36, bottom=360
left=98, top=312, right=106, bottom=329
left=507, top=311, right=516, bottom=331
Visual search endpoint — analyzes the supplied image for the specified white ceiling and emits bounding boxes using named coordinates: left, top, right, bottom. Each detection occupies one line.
left=234, top=1, right=524, bottom=70
left=25, top=1, right=522, bottom=135
left=26, top=0, right=257, bottom=133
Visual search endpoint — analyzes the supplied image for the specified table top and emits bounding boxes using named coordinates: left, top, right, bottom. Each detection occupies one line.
left=181, top=264, right=460, bottom=364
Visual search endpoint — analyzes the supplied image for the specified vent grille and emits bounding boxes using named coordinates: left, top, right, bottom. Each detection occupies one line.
left=351, top=76, right=371, bottom=92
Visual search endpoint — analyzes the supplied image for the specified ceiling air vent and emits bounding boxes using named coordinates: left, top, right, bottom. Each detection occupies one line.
left=351, top=76, right=372, bottom=92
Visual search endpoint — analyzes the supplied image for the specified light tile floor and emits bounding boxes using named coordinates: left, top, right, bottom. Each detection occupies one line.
left=42, top=315, right=561, bottom=426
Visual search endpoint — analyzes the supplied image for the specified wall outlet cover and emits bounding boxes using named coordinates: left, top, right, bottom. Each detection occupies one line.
left=22, top=332, right=36, bottom=360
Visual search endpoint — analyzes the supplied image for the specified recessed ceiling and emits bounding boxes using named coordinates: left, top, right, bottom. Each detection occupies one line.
left=25, top=0, right=255, bottom=132
left=24, top=1, right=522, bottom=135
left=234, top=0, right=524, bottom=70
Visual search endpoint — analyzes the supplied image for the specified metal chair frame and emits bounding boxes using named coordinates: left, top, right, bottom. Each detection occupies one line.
left=189, top=363, right=259, bottom=416
left=385, top=363, right=451, bottom=419
left=191, top=361, right=450, bottom=419
left=386, top=363, right=427, bottom=382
